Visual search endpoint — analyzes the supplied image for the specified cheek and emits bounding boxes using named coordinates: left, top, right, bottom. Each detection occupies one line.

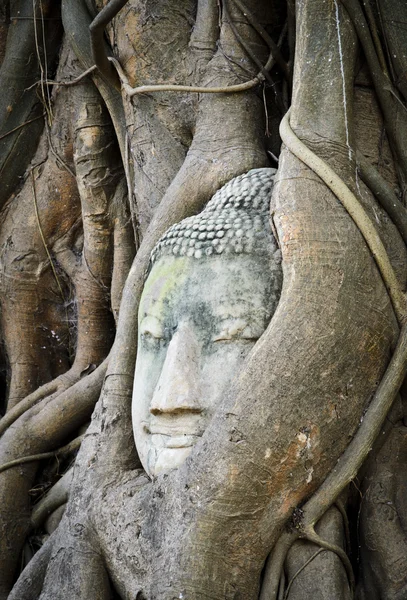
left=200, top=342, right=254, bottom=414
left=132, top=348, right=166, bottom=427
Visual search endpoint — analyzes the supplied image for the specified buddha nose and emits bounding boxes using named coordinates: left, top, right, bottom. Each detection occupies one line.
left=149, top=322, right=202, bottom=415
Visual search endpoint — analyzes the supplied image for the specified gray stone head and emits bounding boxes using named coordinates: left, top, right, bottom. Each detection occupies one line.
left=133, top=168, right=282, bottom=477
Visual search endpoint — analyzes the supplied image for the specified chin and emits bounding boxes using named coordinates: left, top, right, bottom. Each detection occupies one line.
left=151, top=446, right=194, bottom=476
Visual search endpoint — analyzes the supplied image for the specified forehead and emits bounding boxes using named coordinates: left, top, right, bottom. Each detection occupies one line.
left=140, top=254, right=275, bottom=322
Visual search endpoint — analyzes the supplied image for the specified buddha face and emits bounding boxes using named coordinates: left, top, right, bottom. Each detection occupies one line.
left=132, top=252, right=280, bottom=477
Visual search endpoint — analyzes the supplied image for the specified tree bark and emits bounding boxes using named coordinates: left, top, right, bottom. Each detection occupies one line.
left=2, top=0, right=407, bottom=598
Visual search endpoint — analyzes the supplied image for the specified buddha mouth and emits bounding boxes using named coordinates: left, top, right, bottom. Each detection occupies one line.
left=143, top=418, right=204, bottom=440
left=149, top=431, right=200, bottom=449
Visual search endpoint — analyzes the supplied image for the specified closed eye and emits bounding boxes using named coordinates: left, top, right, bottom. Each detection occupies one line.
left=141, top=330, right=163, bottom=340
left=213, top=336, right=259, bottom=343
left=140, top=316, right=165, bottom=340
left=140, top=330, right=169, bottom=352
left=213, top=318, right=264, bottom=343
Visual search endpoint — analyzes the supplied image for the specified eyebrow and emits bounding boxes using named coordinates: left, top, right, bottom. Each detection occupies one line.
left=214, top=317, right=266, bottom=334
left=212, top=303, right=269, bottom=320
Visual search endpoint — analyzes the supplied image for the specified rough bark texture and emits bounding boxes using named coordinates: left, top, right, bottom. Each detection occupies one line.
left=1, top=0, right=407, bottom=598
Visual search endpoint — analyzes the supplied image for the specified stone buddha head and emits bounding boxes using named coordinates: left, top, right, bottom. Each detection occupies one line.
left=132, top=168, right=282, bottom=477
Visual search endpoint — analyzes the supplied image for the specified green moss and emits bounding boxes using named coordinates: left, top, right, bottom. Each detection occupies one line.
left=139, top=256, right=189, bottom=322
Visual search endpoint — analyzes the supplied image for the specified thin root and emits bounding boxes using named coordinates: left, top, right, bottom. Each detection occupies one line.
left=280, top=109, right=406, bottom=324
left=303, top=528, right=354, bottom=593
left=0, top=435, right=84, bottom=475
left=283, top=548, right=325, bottom=600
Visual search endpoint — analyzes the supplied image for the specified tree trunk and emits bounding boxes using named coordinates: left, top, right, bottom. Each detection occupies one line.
left=1, top=0, right=407, bottom=598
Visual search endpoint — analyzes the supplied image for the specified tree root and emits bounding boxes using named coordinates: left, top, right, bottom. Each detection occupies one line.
left=223, top=0, right=273, bottom=85
left=261, top=112, right=407, bottom=600
left=228, top=0, right=290, bottom=82
left=280, top=109, right=406, bottom=324
left=278, top=571, right=286, bottom=600
left=89, top=0, right=129, bottom=90
left=7, top=534, right=54, bottom=600
left=303, top=528, right=354, bottom=593
left=0, top=116, right=43, bottom=141
left=283, top=549, right=325, bottom=600
left=61, top=0, right=127, bottom=168
left=356, top=150, right=407, bottom=246
left=334, top=499, right=350, bottom=552
left=0, top=361, right=107, bottom=593
left=190, top=0, right=219, bottom=61
left=261, top=531, right=298, bottom=600
left=0, top=0, right=61, bottom=209
left=340, top=0, right=407, bottom=184
left=0, top=362, right=97, bottom=437
left=30, top=467, right=73, bottom=531
left=0, top=435, right=83, bottom=475
left=30, top=170, right=67, bottom=304
left=272, top=527, right=353, bottom=600
left=109, top=53, right=273, bottom=97
left=363, top=0, right=389, bottom=77
left=28, top=65, right=98, bottom=89
left=0, top=379, right=60, bottom=437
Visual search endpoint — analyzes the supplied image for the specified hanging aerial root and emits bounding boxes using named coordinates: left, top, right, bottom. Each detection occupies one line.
left=27, top=65, right=98, bottom=90
left=228, top=0, right=290, bottom=82
left=62, top=0, right=127, bottom=165
left=265, top=529, right=353, bottom=600
left=89, top=0, right=129, bottom=90
left=280, top=109, right=406, bottom=324
left=91, top=0, right=283, bottom=101
left=339, top=0, right=407, bottom=183
left=260, top=112, right=407, bottom=600
left=0, top=116, right=44, bottom=141
left=282, top=549, right=325, bottom=600
left=109, top=53, right=273, bottom=97
left=223, top=0, right=273, bottom=85
left=260, top=530, right=298, bottom=600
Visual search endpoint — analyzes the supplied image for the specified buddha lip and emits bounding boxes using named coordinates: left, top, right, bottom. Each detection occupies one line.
left=150, top=433, right=199, bottom=448
left=145, top=421, right=202, bottom=437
